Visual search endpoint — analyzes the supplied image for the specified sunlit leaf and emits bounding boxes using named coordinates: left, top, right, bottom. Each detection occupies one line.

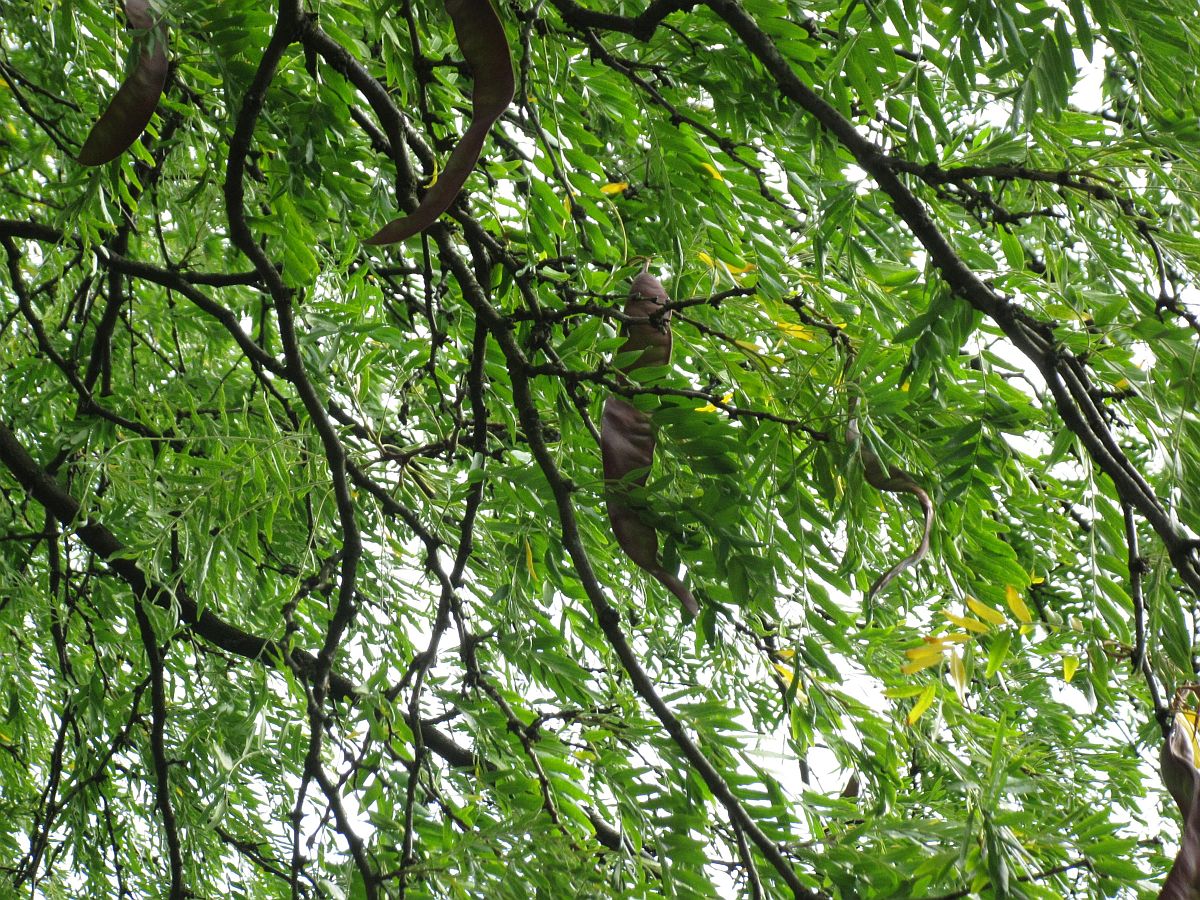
left=1005, top=585, right=1033, bottom=625
left=907, top=683, right=937, bottom=725
left=944, top=612, right=990, bottom=634
left=967, top=596, right=1007, bottom=626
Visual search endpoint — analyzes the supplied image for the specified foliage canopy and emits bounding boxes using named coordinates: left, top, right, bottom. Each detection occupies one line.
left=2, top=0, right=1200, bottom=897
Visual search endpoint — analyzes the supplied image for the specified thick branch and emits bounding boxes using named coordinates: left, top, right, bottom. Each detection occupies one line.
left=693, top=0, right=1200, bottom=596
left=436, top=231, right=821, bottom=899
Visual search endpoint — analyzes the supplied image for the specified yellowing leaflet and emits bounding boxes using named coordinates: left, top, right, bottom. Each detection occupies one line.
left=907, top=683, right=936, bottom=725
left=1005, top=585, right=1034, bottom=631
left=943, top=612, right=989, bottom=634
left=949, top=652, right=967, bottom=693
left=696, top=391, right=733, bottom=413
left=524, top=538, right=537, bottom=580
left=905, top=643, right=945, bottom=661
left=901, top=655, right=941, bottom=675
left=776, top=321, right=815, bottom=340
left=698, top=251, right=754, bottom=276
left=966, top=596, right=1006, bottom=625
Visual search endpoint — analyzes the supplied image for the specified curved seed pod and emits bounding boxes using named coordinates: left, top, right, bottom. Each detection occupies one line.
left=847, top=413, right=934, bottom=600
left=1161, top=714, right=1200, bottom=898
left=78, top=0, right=168, bottom=166
left=365, top=0, right=514, bottom=245
left=600, top=270, right=698, bottom=616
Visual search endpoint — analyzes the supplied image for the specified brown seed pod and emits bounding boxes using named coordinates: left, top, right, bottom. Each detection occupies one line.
left=1160, top=714, right=1200, bottom=898
left=78, top=0, right=168, bottom=166
left=366, top=0, right=514, bottom=244
left=600, top=270, right=699, bottom=616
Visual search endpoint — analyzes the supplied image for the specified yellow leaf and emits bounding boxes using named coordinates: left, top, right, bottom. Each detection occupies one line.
left=773, top=662, right=796, bottom=682
left=701, top=162, right=724, bottom=181
left=1029, top=570, right=1044, bottom=585
left=698, top=251, right=753, bottom=276
left=900, top=381, right=911, bottom=392
left=1005, top=585, right=1033, bottom=624
left=949, top=651, right=967, bottom=693
left=735, top=339, right=762, bottom=354
left=966, top=596, right=1007, bottom=626
left=940, top=632, right=973, bottom=643
left=904, top=642, right=945, bottom=661
left=775, top=321, right=815, bottom=340
left=562, top=194, right=573, bottom=214
left=524, top=538, right=537, bottom=581
left=695, top=391, right=733, bottom=413
left=774, top=648, right=795, bottom=660
left=600, top=181, right=629, bottom=196
left=906, top=683, right=936, bottom=725
left=1114, top=377, right=1131, bottom=390
left=901, top=655, right=942, bottom=675
left=943, top=612, right=990, bottom=634
left=1062, top=654, right=1079, bottom=683
left=424, top=157, right=442, bottom=188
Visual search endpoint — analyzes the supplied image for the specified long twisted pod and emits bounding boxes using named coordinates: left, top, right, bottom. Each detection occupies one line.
left=600, top=271, right=699, bottom=616
left=78, top=0, right=168, bottom=166
left=365, top=0, right=514, bottom=244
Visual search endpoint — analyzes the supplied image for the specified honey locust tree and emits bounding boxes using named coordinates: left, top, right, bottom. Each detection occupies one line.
left=2, top=0, right=1200, bottom=897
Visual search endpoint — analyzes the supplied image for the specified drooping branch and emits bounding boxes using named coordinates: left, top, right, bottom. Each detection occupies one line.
left=544, top=0, right=1200, bottom=600
left=132, top=600, right=185, bottom=899
left=703, top=0, right=1200, bottom=597
left=434, top=229, right=823, bottom=899
left=222, top=3, right=374, bottom=891
left=0, top=419, right=357, bottom=699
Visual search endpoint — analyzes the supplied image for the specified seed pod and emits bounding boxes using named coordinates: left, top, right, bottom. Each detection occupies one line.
left=78, top=0, right=168, bottom=166
left=366, top=0, right=514, bottom=244
left=600, top=270, right=698, bottom=616
left=619, top=271, right=673, bottom=371
left=1160, top=714, right=1200, bottom=898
